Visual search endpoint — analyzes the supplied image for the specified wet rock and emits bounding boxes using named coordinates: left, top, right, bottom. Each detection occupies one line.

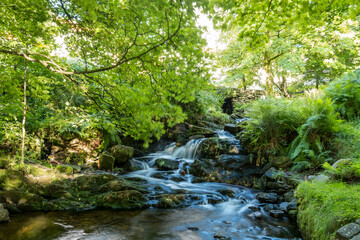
left=188, top=125, right=217, bottom=138
left=214, top=229, right=232, bottom=240
left=169, top=175, right=186, bottom=182
left=110, top=145, right=134, bottom=166
left=270, top=210, right=284, bottom=218
left=188, top=227, right=199, bottom=231
left=152, top=172, right=169, bottom=179
left=217, top=188, right=236, bottom=198
left=253, top=176, right=267, bottom=191
left=253, top=211, right=262, bottom=219
left=188, top=134, right=205, bottom=140
left=263, top=204, right=276, bottom=212
left=280, top=202, right=289, bottom=212
left=265, top=167, right=283, bottom=180
left=248, top=205, right=260, bottom=211
left=155, top=158, right=180, bottom=170
left=224, top=123, right=240, bottom=135
left=0, top=204, right=9, bottom=222
left=283, top=191, right=294, bottom=202
left=351, top=234, right=360, bottom=240
left=336, top=223, right=360, bottom=240
left=99, top=152, right=115, bottom=171
left=257, top=192, right=278, bottom=203
left=197, top=137, right=246, bottom=159
left=287, top=199, right=297, bottom=211
left=156, top=194, right=187, bottom=208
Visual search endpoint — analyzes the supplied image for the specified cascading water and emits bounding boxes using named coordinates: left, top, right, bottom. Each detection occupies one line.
left=0, top=129, right=302, bottom=240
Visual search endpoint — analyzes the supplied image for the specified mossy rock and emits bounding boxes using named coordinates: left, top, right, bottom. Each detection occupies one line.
left=0, top=159, right=9, bottom=169
left=70, top=174, right=118, bottom=193
left=95, top=190, right=146, bottom=209
left=0, top=169, right=26, bottom=191
left=0, top=190, right=46, bottom=211
left=270, top=156, right=292, bottom=169
left=99, top=152, right=115, bottom=171
left=110, top=145, right=134, bottom=166
left=97, top=179, right=148, bottom=194
left=56, top=165, right=74, bottom=175
left=156, top=194, right=187, bottom=208
left=43, top=199, right=91, bottom=211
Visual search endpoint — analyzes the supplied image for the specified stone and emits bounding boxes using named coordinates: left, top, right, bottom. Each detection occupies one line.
left=254, top=211, right=262, bottom=219
left=356, top=219, right=360, bottom=225
left=56, top=165, right=74, bottom=175
left=307, top=174, right=330, bottom=183
left=270, top=156, right=291, bottom=169
left=332, top=159, right=353, bottom=169
left=110, top=145, right=134, bottom=166
left=188, top=227, right=199, bottom=231
left=287, top=199, right=297, bottom=211
left=280, top=202, right=289, bottom=212
left=214, top=229, right=232, bottom=240
left=283, top=191, right=294, bottom=202
left=263, top=204, right=276, bottom=212
left=248, top=205, right=260, bottom=211
left=257, top=192, right=278, bottom=203
left=265, top=167, right=283, bottom=180
left=99, top=152, right=115, bottom=171
left=336, top=223, right=360, bottom=240
left=155, top=158, right=180, bottom=170
left=351, top=234, right=360, bottom=240
left=224, top=123, right=240, bottom=135
left=269, top=210, right=284, bottom=218
left=0, top=204, right=9, bottom=222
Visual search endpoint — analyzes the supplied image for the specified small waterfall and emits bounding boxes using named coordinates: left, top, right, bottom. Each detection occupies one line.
left=216, top=130, right=235, bottom=139
left=172, top=138, right=205, bottom=160
left=130, top=159, right=150, bottom=170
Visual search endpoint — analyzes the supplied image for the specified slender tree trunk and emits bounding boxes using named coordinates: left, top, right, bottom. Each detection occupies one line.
left=282, top=75, right=289, bottom=97
left=21, top=60, right=27, bottom=164
left=315, top=77, right=319, bottom=89
left=264, top=62, right=273, bottom=96
left=242, top=77, right=246, bottom=91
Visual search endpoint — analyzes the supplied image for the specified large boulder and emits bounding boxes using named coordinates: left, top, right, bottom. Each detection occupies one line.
left=155, top=158, right=180, bottom=170
left=95, top=190, right=146, bottom=209
left=99, top=152, right=115, bottom=171
left=110, top=145, right=134, bottom=167
left=0, top=204, right=9, bottom=222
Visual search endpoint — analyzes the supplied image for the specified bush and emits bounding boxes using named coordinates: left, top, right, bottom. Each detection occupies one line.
left=325, top=70, right=360, bottom=120
left=296, top=181, right=360, bottom=240
left=241, top=95, right=342, bottom=170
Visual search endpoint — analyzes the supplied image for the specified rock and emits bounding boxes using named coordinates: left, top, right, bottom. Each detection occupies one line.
left=248, top=205, right=260, bottom=211
left=270, top=156, right=291, bottom=169
left=356, top=219, right=360, bottom=225
left=287, top=199, right=297, bottom=211
left=0, top=191, right=46, bottom=211
left=283, top=191, right=294, bottom=202
left=156, top=194, right=187, bottom=208
left=270, top=210, right=284, bottom=218
left=254, top=211, right=262, bottom=219
left=265, top=167, right=283, bottom=180
left=110, top=145, right=134, bottom=166
left=280, top=202, right=289, bottom=212
left=197, top=137, right=246, bottom=159
left=332, top=159, right=353, bottom=169
left=263, top=204, right=276, bottom=212
left=155, top=158, right=180, bottom=170
left=224, top=123, right=240, bottom=135
left=214, top=229, right=232, bottom=240
left=307, top=174, right=330, bottom=183
left=217, top=188, right=236, bottom=198
left=56, top=165, right=74, bottom=175
left=336, top=223, right=360, bottom=240
left=95, top=190, right=146, bottom=209
left=188, top=125, right=217, bottom=138
left=253, top=176, right=267, bottom=191
left=351, top=234, right=360, bottom=240
left=188, top=134, right=205, bottom=140
left=0, top=204, right=9, bottom=222
left=257, top=192, right=278, bottom=203
left=99, top=152, right=115, bottom=171
left=188, top=227, right=199, bottom=231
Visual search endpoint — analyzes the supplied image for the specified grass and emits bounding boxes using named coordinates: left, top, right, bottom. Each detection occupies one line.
left=296, top=181, right=360, bottom=240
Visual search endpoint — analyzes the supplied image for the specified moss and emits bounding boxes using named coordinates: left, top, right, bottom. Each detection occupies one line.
left=296, top=181, right=360, bottom=240
left=56, top=165, right=73, bottom=175
left=157, top=194, right=186, bottom=208
left=95, top=190, right=146, bottom=209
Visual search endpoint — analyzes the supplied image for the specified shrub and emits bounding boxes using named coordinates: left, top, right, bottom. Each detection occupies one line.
left=325, top=70, right=360, bottom=120
left=296, top=181, right=360, bottom=240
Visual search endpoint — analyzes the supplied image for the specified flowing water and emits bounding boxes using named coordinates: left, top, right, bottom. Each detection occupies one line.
left=0, top=131, right=302, bottom=240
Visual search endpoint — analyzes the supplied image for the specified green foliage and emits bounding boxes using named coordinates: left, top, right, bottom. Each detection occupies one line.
left=325, top=70, right=360, bottom=120
left=331, top=120, right=360, bottom=160
left=296, top=181, right=360, bottom=240
left=323, top=160, right=360, bottom=182
left=241, top=95, right=342, bottom=169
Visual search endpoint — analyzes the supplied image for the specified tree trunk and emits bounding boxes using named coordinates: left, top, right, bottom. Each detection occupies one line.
left=315, top=77, right=319, bottom=89
left=281, top=75, right=290, bottom=97
left=242, top=77, right=246, bottom=91
left=21, top=60, right=27, bottom=164
left=264, top=62, right=274, bottom=96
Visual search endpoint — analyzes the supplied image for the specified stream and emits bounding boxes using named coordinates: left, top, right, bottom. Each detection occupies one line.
left=0, top=131, right=301, bottom=240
